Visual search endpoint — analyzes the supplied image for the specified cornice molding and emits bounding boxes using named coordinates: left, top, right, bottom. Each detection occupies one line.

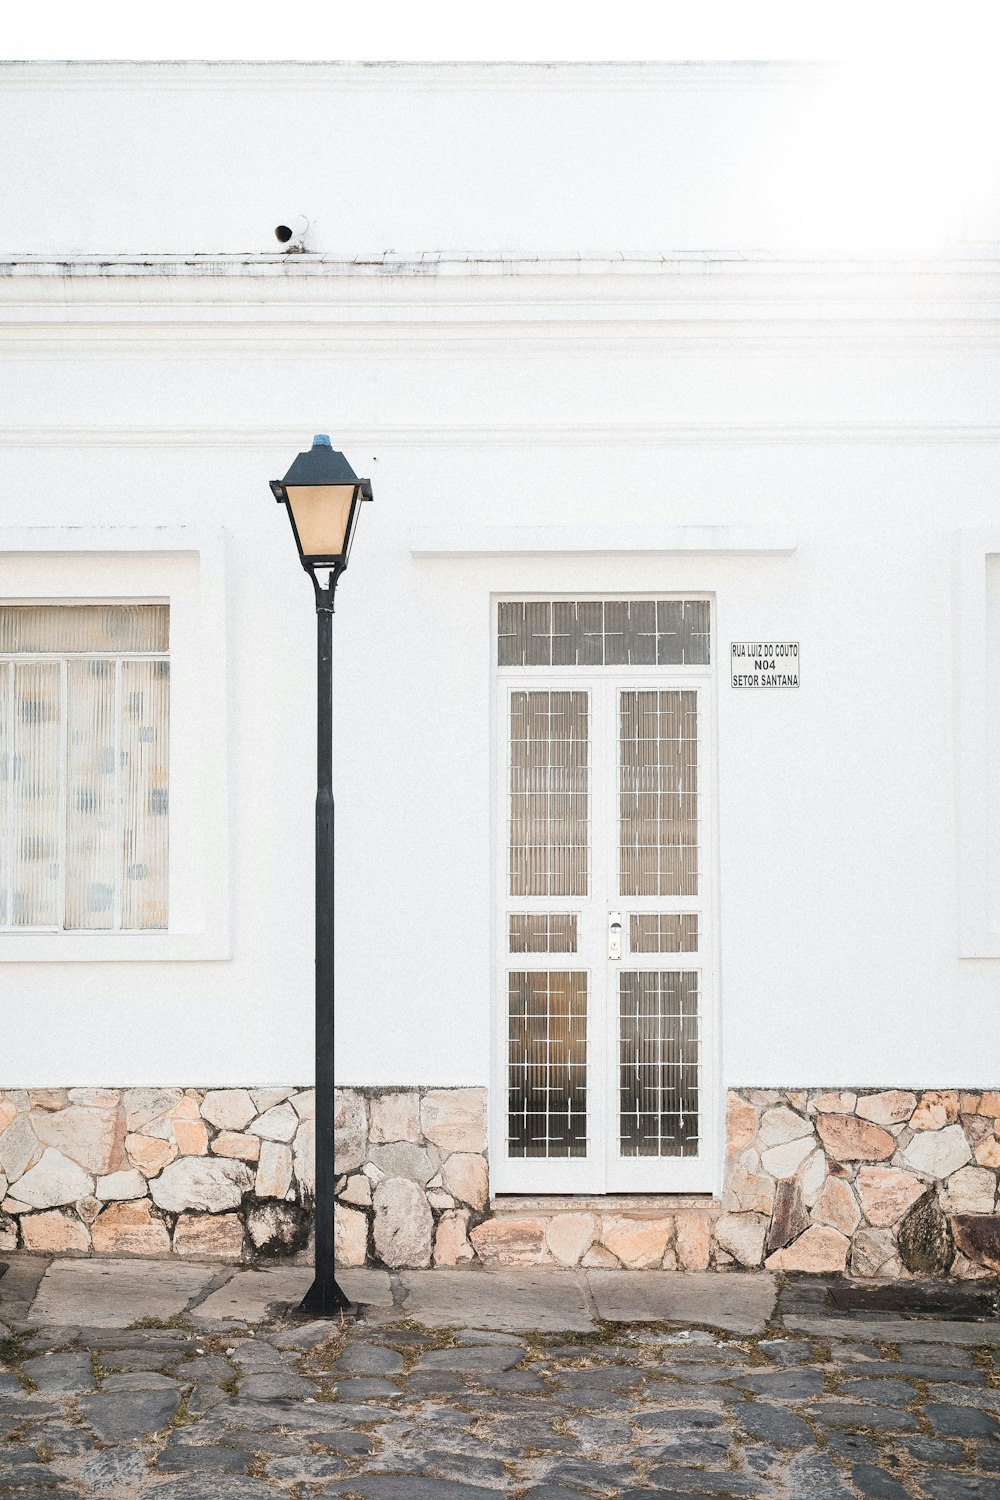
left=0, top=60, right=837, bottom=94
left=2, top=423, right=999, bottom=449
left=1, top=257, right=998, bottom=334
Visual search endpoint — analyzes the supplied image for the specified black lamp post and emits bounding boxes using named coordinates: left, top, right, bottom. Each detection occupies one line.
left=270, top=434, right=373, bottom=1317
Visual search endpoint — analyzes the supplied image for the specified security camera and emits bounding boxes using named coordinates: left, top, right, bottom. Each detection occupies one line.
left=274, top=215, right=310, bottom=251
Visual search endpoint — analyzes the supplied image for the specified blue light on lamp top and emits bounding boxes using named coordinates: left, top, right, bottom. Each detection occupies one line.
left=270, top=435, right=373, bottom=575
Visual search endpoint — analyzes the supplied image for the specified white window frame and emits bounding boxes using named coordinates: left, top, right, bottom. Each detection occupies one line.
left=490, top=592, right=719, bottom=1196
left=0, top=527, right=229, bottom=961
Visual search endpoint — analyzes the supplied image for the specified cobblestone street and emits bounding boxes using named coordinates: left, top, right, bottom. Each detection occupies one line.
left=1, top=1258, right=1000, bottom=1498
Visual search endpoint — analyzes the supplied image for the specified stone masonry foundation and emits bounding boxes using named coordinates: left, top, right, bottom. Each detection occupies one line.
left=1, top=1085, right=999, bottom=1277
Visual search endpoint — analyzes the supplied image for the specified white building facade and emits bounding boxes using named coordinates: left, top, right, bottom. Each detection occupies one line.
left=2, top=61, right=1000, bottom=1278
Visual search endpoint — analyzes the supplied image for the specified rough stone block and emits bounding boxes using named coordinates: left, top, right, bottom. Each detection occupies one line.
left=125, top=1132, right=177, bottom=1176
left=765, top=1223, right=849, bottom=1272
left=122, top=1088, right=183, bottom=1132
left=816, top=1114, right=895, bottom=1162
left=714, top=1211, right=768, bottom=1267
left=96, top=1167, right=148, bottom=1200
left=600, top=1216, right=671, bottom=1269
left=249, top=1102, right=298, bottom=1142
left=174, top=1119, right=209, bottom=1156
left=368, top=1141, right=437, bottom=1184
left=246, top=1199, right=311, bottom=1256
left=856, top=1091, right=917, bottom=1125
left=850, top=1227, right=897, bottom=1278
left=334, top=1202, right=370, bottom=1266
left=897, top=1191, right=953, bottom=1275
left=674, top=1212, right=712, bottom=1270
left=255, top=1140, right=293, bottom=1199
left=201, top=1089, right=257, bottom=1131
left=765, top=1178, right=809, bottom=1255
left=21, top=1208, right=90, bottom=1252
left=812, top=1176, right=861, bottom=1236
left=441, top=1152, right=489, bottom=1210
left=149, top=1156, right=253, bottom=1213
left=420, top=1089, right=487, bottom=1154
left=759, top=1105, right=812, bottom=1147
left=941, top=1165, right=996, bottom=1214
left=811, top=1091, right=858, bottom=1114
left=901, top=1124, right=972, bottom=1180
left=760, top=1133, right=815, bottom=1178
left=339, top=1173, right=372, bottom=1207
left=724, top=1092, right=757, bottom=1156
left=910, top=1091, right=961, bottom=1131
left=433, top=1208, right=475, bottom=1266
left=545, top=1212, right=598, bottom=1267
left=0, top=1112, right=42, bottom=1180
left=14, top=1147, right=93, bottom=1208
left=369, top=1091, right=421, bottom=1145
left=32, top=1106, right=125, bottom=1177
left=293, top=1115, right=315, bottom=1196
left=470, top=1215, right=547, bottom=1266
left=211, top=1130, right=260, bottom=1161
left=92, top=1199, right=171, bottom=1255
left=373, top=1176, right=433, bottom=1267
left=724, top=1153, right=776, bottom=1213
left=173, top=1211, right=246, bottom=1259
left=333, top=1089, right=368, bottom=1172
left=856, top=1166, right=927, bottom=1227
left=951, top=1213, right=1000, bottom=1271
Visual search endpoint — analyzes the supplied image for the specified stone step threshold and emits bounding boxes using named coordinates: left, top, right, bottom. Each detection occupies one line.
left=490, top=1195, right=722, bottom=1217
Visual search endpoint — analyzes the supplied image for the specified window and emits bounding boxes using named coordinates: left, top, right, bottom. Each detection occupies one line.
left=0, top=529, right=228, bottom=962
left=0, top=605, right=169, bottom=932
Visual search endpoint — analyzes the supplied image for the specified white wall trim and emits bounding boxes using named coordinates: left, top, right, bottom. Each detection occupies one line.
left=409, top=525, right=797, bottom=557
left=0, top=526, right=230, bottom=962
left=0, top=60, right=837, bottom=95
left=4, top=424, right=1000, bottom=450
left=955, top=530, right=1000, bottom=957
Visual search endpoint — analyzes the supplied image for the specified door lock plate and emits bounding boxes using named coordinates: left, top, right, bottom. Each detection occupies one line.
left=608, top=911, right=622, bottom=960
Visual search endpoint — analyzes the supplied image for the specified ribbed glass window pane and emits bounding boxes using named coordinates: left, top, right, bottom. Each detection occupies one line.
left=508, top=970, right=588, bottom=1158
left=619, top=969, right=700, bottom=1157
left=509, top=690, right=589, bottom=897
left=11, top=662, right=62, bottom=927
left=619, top=689, right=699, bottom=897
left=0, top=605, right=168, bottom=655
left=120, top=660, right=169, bottom=931
left=0, top=666, right=8, bottom=925
left=64, top=660, right=117, bottom=930
left=498, top=600, right=710, bottom=667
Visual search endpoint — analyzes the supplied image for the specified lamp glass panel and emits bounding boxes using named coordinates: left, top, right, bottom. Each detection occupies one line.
left=285, top=485, right=356, bottom=559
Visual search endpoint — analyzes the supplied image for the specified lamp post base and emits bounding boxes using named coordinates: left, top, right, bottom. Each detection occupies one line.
left=297, top=1275, right=354, bottom=1319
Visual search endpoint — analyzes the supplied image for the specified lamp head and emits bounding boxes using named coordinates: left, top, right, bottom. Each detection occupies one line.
left=270, top=435, right=373, bottom=582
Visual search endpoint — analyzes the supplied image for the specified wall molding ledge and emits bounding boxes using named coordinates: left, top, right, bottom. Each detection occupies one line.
left=409, top=525, right=797, bottom=557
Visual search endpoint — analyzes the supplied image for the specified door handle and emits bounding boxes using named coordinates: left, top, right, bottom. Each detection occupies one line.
left=608, top=911, right=622, bottom=960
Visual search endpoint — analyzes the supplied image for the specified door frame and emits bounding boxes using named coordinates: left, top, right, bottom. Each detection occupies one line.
left=489, top=592, right=720, bottom=1198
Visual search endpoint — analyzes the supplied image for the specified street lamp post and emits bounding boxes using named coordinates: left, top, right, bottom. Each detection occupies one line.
left=270, top=435, right=373, bottom=1318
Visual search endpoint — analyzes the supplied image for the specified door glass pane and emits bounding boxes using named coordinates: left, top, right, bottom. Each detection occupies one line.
left=508, top=970, right=588, bottom=1157
left=619, top=689, right=698, bottom=897
left=619, top=970, right=699, bottom=1157
left=630, top=913, right=698, bottom=953
left=508, top=913, right=578, bottom=953
left=498, top=600, right=710, bottom=667
left=509, top=690, right=589, bottom=897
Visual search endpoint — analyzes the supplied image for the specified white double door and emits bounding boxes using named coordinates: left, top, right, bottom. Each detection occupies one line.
left=493, top=671, right=715, bottom=1195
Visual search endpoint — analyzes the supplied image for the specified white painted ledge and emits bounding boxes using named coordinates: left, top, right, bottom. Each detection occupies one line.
left=409, top=525, right=797, bottom=557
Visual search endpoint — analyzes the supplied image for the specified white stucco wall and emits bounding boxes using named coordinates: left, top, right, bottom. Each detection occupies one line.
left=2, top=63, right=1000, bottom=1101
